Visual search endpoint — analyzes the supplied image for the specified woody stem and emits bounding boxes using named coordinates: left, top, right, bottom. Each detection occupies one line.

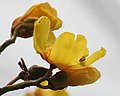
left=0, top=31, right=18, bottom=54
left=43, top=65, right=56, bottom=78
left=0, top=77, right=49, bottom=96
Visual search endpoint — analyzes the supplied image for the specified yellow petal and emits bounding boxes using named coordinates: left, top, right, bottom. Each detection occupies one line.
left=67, top=48, right=89, bottom=69
left=52, top=18, right=63, bottom=30
left=71, top=34, right=87, bottom=62
left=21, top=2, right=55, bottom=20
left=51, top=8, right=57, bottom=16
left=34, top=88, right=44, bottom=96
left=33, top=16, right=50, bottom=59
left=84, top=48, right=89, bottom=57
left=49, top=32, right=87, bottom=71
left=46, top=30, right=56, bottom=46
left=25, top=93, right=34, bottom=96
left=85, top=47, right=106, bottom=66
left=52, top=90, right=69, bottom=96
left=20, top=2, right=62, bottom=30
left=67, top=67, right=101, bottom=86
left=34, top=88, right=69, bottom=96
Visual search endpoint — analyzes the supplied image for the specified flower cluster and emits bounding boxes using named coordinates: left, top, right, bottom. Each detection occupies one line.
left=0, top=2, right=107, bottom=96
left=13, top=2, right=106, bottom=90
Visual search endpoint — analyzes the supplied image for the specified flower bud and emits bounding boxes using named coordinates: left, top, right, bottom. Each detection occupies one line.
left=11, top=17, right=38, bottom=38
left=49, top=71, right=68, bottom=90
left=18, top=65, right=52, bottom=80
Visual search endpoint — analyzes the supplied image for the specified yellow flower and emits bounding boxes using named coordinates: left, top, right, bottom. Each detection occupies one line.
left=25, top=88, right=69, bottom=96
left=33, top=16, right=106, bottom=86
left=12, top=2, right=62, bottom=30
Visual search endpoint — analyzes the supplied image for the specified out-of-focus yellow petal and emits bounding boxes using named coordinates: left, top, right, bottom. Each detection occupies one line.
left=85, top=47, right=106, bottom=66
left=33, top=88, right=69, bottom=96
left=20, top=2, right=62, bottom=30
left=49, top=32, right=87, bottom=71
left=49, top=90, right=69, bottom=96
left=34, top=88, right=43, bottom=96
left=33, top=16, right=50, bottom=59
left=25, top=93, right=35, bottom=96
left=67, top=67, right=101, bottom=86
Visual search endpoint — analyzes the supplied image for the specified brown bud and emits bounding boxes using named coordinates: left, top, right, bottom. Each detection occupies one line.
left=11, top=17, right=38, bottom=38
left=18, top=65, right=52, bottom=80
left=49, top=71, right=68, bottom=90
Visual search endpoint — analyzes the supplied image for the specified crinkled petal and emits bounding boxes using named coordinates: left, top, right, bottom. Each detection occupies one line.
left=52, top=18, right=63, bottom=30
left=85, top=47, right=106, bottom=66
left=33, top=16, right=50, bottom=59
left=49, top=32, right=87, bottom=70
left=20, top=2, right=62, bottom=30
left=21, top=2, right=55, bottom=20
left=67, top=67, right=101, bottom=86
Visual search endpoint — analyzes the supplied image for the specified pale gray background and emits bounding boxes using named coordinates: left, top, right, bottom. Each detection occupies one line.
left=0, top=0, right=120, bottom=96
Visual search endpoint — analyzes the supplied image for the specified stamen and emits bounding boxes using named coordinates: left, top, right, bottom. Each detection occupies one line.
left=79, top=56, right=86, bottom=62
left=79, top=56, right=86, bottom=66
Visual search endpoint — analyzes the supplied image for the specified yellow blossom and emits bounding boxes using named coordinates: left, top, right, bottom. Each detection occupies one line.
left=33, top=16, right=106, bottom=86
left=12, top=2, right=62, bottom=30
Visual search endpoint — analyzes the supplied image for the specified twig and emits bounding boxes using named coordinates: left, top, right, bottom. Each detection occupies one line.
left=6, top=76, right=19, bottom=86
left=0, top=63, right=55, bottom=95
left=0, top=31, right=18, bottom=54
left=0, top=77, right=50, bottom=96
left=7, top=58, right=29, bottom=85
left=43, top=65, right=56, bottom=78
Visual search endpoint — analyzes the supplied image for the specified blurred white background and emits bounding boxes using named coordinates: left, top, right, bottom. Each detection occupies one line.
left=0, top=0, right=120, bottom=96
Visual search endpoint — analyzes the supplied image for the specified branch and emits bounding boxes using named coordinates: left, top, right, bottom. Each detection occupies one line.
left=0, top=31, right=18, bottom=54
left=0, top=77, right=50, bottom=96
left=0, top=63, right=55, bottom=95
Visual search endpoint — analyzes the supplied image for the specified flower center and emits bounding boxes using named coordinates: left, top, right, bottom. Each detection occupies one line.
left=79, top=56, right=86, bottom=66
left=79, top=56, right=86, bottom=62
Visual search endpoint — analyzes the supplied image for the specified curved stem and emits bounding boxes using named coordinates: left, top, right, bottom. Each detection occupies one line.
left=43, top=65, right=56, bottom=78
left=0, top=31, right=18, bottom=54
